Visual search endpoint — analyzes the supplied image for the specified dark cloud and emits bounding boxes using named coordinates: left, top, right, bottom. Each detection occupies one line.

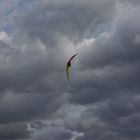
left=93, top=95, right=140, bottom=139
left=68, top=1, right=140, bottom=105
left=0, top=0, right=140, bottom=140
left=122, top=0, right=140, bottom=5
left=31, top=127, right=72, bottom=140
left=0, top=122, right=30, bottom=140
left=0, top=31, right=66, bottom=93
left=0, top=92, right=67, bottom=124
left=14, top=0, right=115, bottom=46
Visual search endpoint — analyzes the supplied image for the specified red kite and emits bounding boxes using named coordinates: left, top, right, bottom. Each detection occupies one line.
left=66, top=53, right=78, bottom=80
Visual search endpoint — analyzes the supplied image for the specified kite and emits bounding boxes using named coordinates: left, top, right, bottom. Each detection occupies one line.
left=66, top=53, right=78, bottom=80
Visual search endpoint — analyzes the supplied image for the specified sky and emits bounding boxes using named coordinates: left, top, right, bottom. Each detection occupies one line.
left=0, top=0, right=140, bottom=140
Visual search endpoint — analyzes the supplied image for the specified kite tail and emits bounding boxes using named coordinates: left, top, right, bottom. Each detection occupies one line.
left=66, top=64, right=69, bottom=80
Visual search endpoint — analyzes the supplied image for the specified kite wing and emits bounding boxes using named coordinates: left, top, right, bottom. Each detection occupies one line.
left=66, top=53, right=78, bottom=80
left=69, top=53, right=78, bottom=61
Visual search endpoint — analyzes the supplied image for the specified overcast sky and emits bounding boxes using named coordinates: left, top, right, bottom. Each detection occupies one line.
left=0, top=0, right=140, bottom=140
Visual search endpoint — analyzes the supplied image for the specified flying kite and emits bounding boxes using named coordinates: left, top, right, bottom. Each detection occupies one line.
left=66, top=53, right=78, bottom=80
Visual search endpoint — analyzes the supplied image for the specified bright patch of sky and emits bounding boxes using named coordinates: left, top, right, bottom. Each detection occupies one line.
left=0, top=0, right=38, bottom=34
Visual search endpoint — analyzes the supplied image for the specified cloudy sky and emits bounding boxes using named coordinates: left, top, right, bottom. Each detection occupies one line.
left=0, top=0, right=140, bottom=140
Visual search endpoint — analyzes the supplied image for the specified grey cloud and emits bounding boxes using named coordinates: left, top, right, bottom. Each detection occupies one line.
left=14, top=0, right=115, bottom=46
left=31, top=127, right=72, bottom=140
left=0, top=33, right=67, bottom=93
left=0, top=90, right=67, bottom=140
left=67, top=2, right=140, bottom=105
left=78, top=3, right=140, bottom=69
left=0, top=122, right=30, bottom=140
left=91, top=95, right=140, bottom=139
left=0, top=0, right=140, bottom=140
left=0, top=92, right=67, bottom=124
left=51, top=104, right=122, bottom=140
left=68, top=61, right=140, bottom=105
left=121, top=0, right=140, bottom=5
left=57, top=100, right=140, bottom=140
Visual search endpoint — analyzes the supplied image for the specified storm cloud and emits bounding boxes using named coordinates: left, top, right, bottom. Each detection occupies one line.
left=0, top=0, right=140, bottom=140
